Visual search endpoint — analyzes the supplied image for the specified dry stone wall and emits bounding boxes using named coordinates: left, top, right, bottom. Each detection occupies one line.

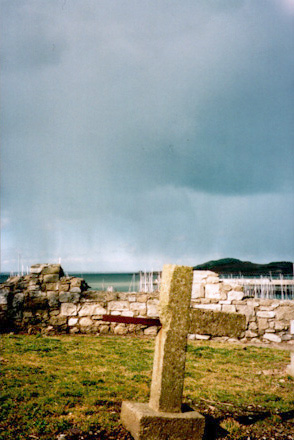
left=1, top=265, right=294, bottom=345
left=0, top=264, right=159, bottom=337
left=190, top=271, right=294, bottom=344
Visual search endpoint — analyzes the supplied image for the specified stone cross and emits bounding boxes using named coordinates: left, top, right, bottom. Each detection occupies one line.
left=121, top=264, right=205, bottom=440
left=287, top=351, right=294, bottom=377
left=287, top=321, right=294, bottom=377
left=149, top=265, right=193, bottom=413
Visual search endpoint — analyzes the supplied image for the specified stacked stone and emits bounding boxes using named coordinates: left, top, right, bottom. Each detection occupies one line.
left=191, top=270, right=244, bottom=308
left=0, top=264, right=88, bottom=333
left=0, top=264, right=159, bottom=336
left=62, top=291, right=159, bottom=336
left=1, top=266, right=294, bottom=344
left=191, top=271, right=294, bottom=344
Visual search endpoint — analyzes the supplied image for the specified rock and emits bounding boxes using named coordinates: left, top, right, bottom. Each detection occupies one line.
left=27, top=283, right=40, bottom=292
left=79, top=317, right=93, bottom=327
left=205, top=283, right=221, bottom=299
left=70, top=287, right=81, bottom=294
left=108, top=301, right=129, bottom=311
left=263, top=333, right=282, bottom=343
left=206, top=276, right=219, bottom=284
left=194, top=304, right=221, bottom=311
left=49, top=316, right=67, bottom=326
left=44, top=282, right=59, bottom=291
left=41, top=264, right=64, bottom=276
left=58, top=283, right=70, bottom=292
left=0, top=288, right=10, bottom=305
left=282, top=334, right=292, bottom=341
left=98, top=324, right=109, bottom=334
left=259, top=299, right=276, bottom=306
left=222, top=305, right=236, bottom=313
left=275, top=321, right=287, bottom=331
left=249, top=322, right=258, bottom=331
left=59, top=292, right=71, bottom=303
left=275, top=306, right=294, bottom=321
left=43, top=325, right=54, bottom=335
left=257, top=318, right=269, bottom=331
left=227, top=290, right=244, bottom=301
left=70, top=278, right=82, bottom=288
left=59, top=292, right=80, bottom=304
left=130, top=302, right=147, bottom=313
left=195, top=334, right=211, bottom=340
left=247, top=299, right=260, bottom=307
left=121, top=310, right=134, bottom=317
left=144, top=326, right=158, bottom=336
left=245, top=330, right=258, bottom=338
left=236, top=305, right=255, bottom=318
left=257, top=311, right=276, bottom=318
left=30, top=264, right=47, bottom=274
left=25, top=291, right=48, bottom=309
left=193, top=270, right=217, bottom=280
left=114, top=324, right=128, bottom=335
left=69, top=327, right=79, bottom=334
left=231, top=284, right=243, bottom=292
left=43, top=274, right=59, bottom=283
left=47, top=292, right=59, bottom=308
left=105, top=292, right=118, bottom=301
left=60, top=303, right=77, bottom=316
left=78, top=304, right=107, bottom=316
left=68, top=317, right=78, bottom=326
left=147, top=299, right=159, bottom=317
left=221, top=284, right=234, bottom=292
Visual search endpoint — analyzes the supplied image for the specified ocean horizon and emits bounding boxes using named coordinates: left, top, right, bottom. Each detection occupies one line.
left=0, top=272, right=159, bottom=293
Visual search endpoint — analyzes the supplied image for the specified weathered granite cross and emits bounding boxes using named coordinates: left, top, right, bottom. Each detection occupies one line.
left=121, top=264, right=205, bottom=440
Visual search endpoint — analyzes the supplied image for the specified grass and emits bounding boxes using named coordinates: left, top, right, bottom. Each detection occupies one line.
left=0, top=334, right=293, bottom=439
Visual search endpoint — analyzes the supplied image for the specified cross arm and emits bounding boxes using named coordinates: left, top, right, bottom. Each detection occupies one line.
left=102, top=314, right=162, bottom=327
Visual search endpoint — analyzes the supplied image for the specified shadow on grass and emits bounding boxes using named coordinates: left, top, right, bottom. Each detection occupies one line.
left=279, top=409, right=294, bottom=421
left=202, top=409, right=294, bottom=439
left=181, top=404, right=228, bottom=439
left=60, top=407, right=294, bottom=440
left=235, top=411, right=271, bottom=426
left=203, top=414, right=229, bottom=440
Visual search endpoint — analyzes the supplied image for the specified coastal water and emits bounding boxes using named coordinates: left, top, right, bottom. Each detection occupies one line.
left=72, top=273, right=140, bottom=292
left=0, top=272, right=141, bottom=292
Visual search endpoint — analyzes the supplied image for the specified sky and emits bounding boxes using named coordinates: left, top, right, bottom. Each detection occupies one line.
left=1, top=0, right=294, bottom=273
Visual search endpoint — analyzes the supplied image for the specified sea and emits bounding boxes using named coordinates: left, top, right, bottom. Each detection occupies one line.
left=0, top=272, right=146, bottom=292
left=70, top=272, right=141, bottom=292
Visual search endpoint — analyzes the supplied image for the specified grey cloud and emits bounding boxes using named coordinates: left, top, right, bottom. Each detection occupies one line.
left=3, top=186, right=293, bottom=272
left=1, top=1, right=68, bottom=71
left=1, top=0, right=293, bottom=271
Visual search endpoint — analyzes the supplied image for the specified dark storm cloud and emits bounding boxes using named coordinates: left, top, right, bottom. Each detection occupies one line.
left=1, top=0, right=294, bottom=271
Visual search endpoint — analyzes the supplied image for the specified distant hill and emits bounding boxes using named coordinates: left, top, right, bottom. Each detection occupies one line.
left=193, top=258, right=293, bottom=277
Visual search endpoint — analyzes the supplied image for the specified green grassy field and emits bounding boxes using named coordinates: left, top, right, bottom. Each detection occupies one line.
left=0, top=334, right=293, bottom=439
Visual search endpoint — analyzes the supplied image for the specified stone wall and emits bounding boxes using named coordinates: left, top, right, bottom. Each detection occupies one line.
left=190, top=271, right=294, bottom=344
left=0, top=264, right=159, bottom=337
left=0, top=265, right=294, bottom=344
